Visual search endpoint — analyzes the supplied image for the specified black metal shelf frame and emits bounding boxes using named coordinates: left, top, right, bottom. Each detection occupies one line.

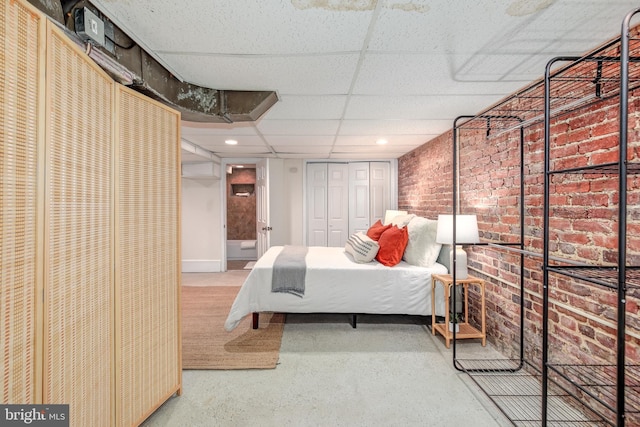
left=450, top=7, right=640, bottom=427
left=542, top=8, right=640, bottom=427
left=451, top=113, right=526, bottom=373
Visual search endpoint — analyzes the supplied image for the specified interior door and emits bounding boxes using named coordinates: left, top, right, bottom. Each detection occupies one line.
left=369, top=162, right=391, bottom=225
left=327, top=163, right=349, bottom=246
left=349, top=162, right=370, bottom=235
left=307, top=163, right=328, bottom=246
left=256, top=159, right=269, bottom=257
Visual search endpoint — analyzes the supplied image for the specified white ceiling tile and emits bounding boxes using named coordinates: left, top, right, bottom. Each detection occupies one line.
left=94, top=0, right=373, bottom=54
left=264, top=95, right=348, bottom=120
left=272, top=145, right=332, bottom=154
left=354, top=54, right=531, bottom=96
left=257, top=120, right=340, bottom=136
left=158, top=53, right=359, bottom=94
left=329, top=151, right=406, bottom=160
left=334, top=134, right=436, bottom=147
left=264, top=135, right=335, bottom=146
left=345, top=95, right=502, bottom=120
left=338, top=119, right=451, bottom=136
left=184, top=134, right=266, bottom=148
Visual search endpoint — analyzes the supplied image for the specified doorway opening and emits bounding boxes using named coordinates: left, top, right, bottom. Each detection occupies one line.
left=226, top=163, right=257, bottom=270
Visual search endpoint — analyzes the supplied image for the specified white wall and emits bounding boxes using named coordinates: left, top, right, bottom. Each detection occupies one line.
left=181, top=177, right=222, bottom=272
left=180, top=159, right=305, bottom=272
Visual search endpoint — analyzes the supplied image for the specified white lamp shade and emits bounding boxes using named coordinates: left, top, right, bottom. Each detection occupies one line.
left=383, top=209, right=407, bottom=225
left=436, top=214, right=480, bottom=245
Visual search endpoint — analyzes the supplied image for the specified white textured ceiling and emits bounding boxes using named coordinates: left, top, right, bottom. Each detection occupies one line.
left=90, top=0, right=640, bottom=161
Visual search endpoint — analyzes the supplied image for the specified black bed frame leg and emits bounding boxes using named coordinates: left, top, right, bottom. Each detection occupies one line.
left=350, top=314, right=357, bottom=328
left=252, top=312, right=259, bottom=329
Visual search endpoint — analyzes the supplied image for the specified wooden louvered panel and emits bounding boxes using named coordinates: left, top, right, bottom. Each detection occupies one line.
left=0, top=0, right=42, bottom=405
left=44, top=24, right=112, bottom=427
left=115, top=86, right=181, bottom=426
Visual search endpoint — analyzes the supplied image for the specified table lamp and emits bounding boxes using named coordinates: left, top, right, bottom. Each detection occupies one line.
left=436, top=214, right=479, bottom=279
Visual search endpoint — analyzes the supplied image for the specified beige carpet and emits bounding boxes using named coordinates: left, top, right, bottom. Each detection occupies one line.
left=182, top=285, right=285, bottom=369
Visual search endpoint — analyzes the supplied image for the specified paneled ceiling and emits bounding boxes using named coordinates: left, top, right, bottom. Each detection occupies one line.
left=90, top=0, right=640, bottom=161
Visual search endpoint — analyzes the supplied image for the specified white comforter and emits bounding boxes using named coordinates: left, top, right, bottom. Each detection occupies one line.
left=224, top=246, right=448, bottom=331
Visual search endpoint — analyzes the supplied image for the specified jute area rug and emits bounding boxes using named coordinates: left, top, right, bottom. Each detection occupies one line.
left=182, top=285, right=285, bottom=369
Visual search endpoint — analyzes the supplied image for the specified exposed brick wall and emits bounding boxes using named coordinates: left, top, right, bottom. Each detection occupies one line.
left=227, top=168, right=256, bottom=240
left=398, top=130, right=454, bottom=218
left=398, top=86, right=640, bottom=399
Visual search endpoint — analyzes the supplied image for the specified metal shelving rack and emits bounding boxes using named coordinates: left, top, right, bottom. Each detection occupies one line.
left=542, top=8, right=640, bottom=426
left=450, top=8, right=640, bottom=426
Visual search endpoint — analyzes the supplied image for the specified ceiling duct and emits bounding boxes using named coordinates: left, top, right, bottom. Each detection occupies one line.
left=27, top=0, right=278, bottom=123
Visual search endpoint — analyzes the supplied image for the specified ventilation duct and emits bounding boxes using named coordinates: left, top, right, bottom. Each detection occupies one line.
left=27, top=0, right=278, bottom=123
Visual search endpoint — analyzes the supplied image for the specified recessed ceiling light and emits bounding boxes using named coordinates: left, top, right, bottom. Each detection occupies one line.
left=235, top=165, right=244, bottom=168
left=225, top=139, right=238, bottom=145
left=376, top=139, right=388, bottom=145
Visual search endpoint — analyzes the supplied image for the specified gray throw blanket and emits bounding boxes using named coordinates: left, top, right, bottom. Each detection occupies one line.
left=272, top=245, right=309, bottom=298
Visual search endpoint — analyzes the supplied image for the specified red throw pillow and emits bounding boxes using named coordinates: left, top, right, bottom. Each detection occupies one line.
left=366, top=219, right=391, bottom=241
left=375, top=225, right=409, bottom=267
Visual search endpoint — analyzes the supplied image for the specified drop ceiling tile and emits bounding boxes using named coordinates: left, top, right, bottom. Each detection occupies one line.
left=94, top=0, right=373, bottom=54
left=263, top=135, right=335, bottom=146
left=264, top=95, right=348, bottom=120
left=257, top=120, right=340, bottom=136
left=338, top=119, right=451, bottom=136
left=354, top=53, right=532, bottom=96
left=329, top=151, right=407, bottom=160
left=370, top=0, right=524, bottom=54
left=184, top=134, right=266, bottom=148
left=334, top=134, right=436, bottom=147
left=272, top=145, right=332, bottom=154
left=158, top=53, right=359, bottom=94
left=345, top=95, right=502, bottom=120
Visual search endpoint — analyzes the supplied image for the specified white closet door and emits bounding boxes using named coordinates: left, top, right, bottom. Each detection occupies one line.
left=307, top=163, right=328, bottom=246
left=327, top=163, right=349, bottom=247
left=369, top=162, right=391, bottom=225
left=349, top=162, right=371, bottom=235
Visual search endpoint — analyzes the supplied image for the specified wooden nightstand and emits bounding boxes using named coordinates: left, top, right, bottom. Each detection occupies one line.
left=431, top=273, right=486, bottom=348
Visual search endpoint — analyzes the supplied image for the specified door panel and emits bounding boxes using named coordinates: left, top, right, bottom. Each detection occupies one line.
left=256, top=159, right=269, bottom=257
left=349, top=163, right=370, bottom=235
left=369, top=162, right=391, bottom=224
left=306, top=163, right=327, bottom=246
left=327, top=164, right=349, bottom=247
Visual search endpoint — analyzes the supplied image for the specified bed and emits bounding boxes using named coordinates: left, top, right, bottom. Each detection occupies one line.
left=224, top=244, right=451, bottom=331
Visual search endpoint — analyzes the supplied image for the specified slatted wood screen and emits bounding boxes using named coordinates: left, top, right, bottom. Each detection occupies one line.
left=43, top=23, right=113, bottom=427
left=115, top=85, right=181, bottom=426
left=0, top=0, right=43, bottom=405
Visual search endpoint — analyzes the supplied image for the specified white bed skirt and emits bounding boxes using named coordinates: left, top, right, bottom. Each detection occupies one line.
left=225, top=246, right=449, bottom=331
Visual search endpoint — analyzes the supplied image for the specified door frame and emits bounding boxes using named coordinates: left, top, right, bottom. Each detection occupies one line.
left=220, top=157, right=260, bottom=272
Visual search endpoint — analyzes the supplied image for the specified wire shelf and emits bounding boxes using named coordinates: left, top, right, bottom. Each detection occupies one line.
left=546, top=266, right=640, bottom=289
left=548, top=162, right=640, bottom=175
left=456, top=360, right=612, bottom=426
left=548, top=364, right=640, bottom=415
left=455, top=28, right=640, bottom=137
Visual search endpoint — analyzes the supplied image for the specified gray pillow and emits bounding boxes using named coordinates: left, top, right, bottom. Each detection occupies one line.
left=345, top=232, right=380, bottom=263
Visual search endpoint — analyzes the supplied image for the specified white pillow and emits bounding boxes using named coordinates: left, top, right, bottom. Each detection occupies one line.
left=403, top=216, right=442, bottom=267
left=345, top=232, right=380, bottom=263
left=390, top=213, right=415, bottom=228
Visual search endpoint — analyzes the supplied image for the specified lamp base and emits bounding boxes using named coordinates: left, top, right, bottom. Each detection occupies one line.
left=449, top=245, right=469, bottom=279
